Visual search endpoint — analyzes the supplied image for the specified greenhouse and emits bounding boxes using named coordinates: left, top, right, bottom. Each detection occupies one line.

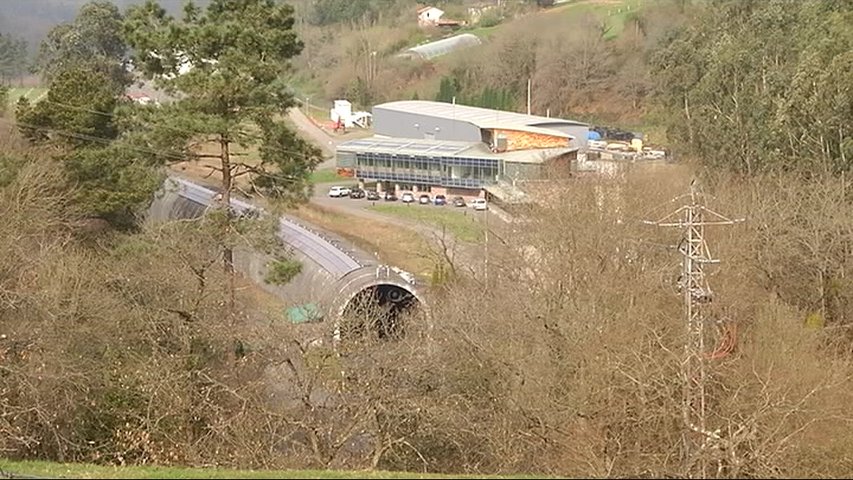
left=400, top=33, right=482, bottom=60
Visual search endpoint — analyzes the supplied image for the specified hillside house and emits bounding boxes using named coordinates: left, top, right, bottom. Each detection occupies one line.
left=417, top=6, right=445, bottom=27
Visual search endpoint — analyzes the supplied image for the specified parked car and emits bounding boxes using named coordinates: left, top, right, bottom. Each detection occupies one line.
left=452, top=196, right=466, bottom=208
left=471, top=198, right=488, bottom=211
left=433, top=194, right=447, bottom=206
left=366, top=190, right=381, bottom=201
left=384, top=192, right=398, bottom=202
left=418, top=194, right=431, bottom=205
left=349, top=188, right=365, bottom=199
left=400, top=192, right=415, bottom=203
left=328, top=185, right=351, bottom=198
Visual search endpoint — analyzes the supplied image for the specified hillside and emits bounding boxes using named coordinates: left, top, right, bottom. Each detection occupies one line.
left=290, top=0, right=678, bottom=128
left=2, top=1, right=852, bottom=478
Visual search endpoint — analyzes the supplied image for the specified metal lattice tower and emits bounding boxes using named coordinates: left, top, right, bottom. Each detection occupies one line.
left=644, top=180, right=743, bottom=478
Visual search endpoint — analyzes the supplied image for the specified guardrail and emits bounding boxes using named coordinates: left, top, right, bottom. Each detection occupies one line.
left=167, top=177, right=363, bottom=276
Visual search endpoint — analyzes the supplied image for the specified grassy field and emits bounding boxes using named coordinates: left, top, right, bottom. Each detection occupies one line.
left=309, top=168, right=348, bottom=184
left=291, top=204, right=434, bottom=278
left=464, top=24, right=501, bottom=39
left=368, top=204, right=484, bottom=243
left=461, top=0, right=641, bottom=41
left=0, top=459, right=530, bottom=479
left=6, top=87, right=48, bottom=106
left=545, top=0, right=641, bottom=39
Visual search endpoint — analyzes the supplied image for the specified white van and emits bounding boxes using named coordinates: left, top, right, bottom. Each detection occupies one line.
left=471, top=198, right=488, bottom=211
left=328, top=186, right=352, bottom=197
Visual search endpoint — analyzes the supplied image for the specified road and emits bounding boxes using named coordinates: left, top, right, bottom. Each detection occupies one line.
left=170, top=176, right=365, bottom=276
left=287, top=104, right=513, bottom=275
left=288, top=107, right=338, bottom=167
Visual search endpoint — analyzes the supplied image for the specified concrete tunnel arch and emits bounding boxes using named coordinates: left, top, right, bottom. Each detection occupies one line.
left=148, top=177, right=427, bottom=337
left=329, top=265, right=428, bottom=339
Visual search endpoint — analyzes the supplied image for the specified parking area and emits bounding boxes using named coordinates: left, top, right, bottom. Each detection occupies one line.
left=312, top=182, right=508, bottom=243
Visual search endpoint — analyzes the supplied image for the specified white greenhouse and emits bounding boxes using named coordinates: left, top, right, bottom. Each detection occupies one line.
left=399, top=33, right=482, bottom=60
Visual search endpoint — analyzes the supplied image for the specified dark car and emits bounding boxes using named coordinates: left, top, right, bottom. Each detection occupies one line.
left=433, top=194, right=447, bottom=206
left=384, top=192, right=398, bottom=201
left=418, top=194, right=431, bottom=205
left=452, top=196, right=466, bottom=207
left=366, top=190, right=381, bottom=201
left=349, top=188, right=365, bottom=199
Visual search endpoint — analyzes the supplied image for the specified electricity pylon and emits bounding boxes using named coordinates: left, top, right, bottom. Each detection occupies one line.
left=644, top=180, right=744, bottom=478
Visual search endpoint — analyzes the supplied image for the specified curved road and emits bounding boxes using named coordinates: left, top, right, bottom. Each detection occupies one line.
left=170, top=176, right=365, bottom=277
left=288, top=107, right=337, bottom=169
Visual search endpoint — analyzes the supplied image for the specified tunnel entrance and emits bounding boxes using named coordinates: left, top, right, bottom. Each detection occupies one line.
left=339, top=283, right=420, bottom=340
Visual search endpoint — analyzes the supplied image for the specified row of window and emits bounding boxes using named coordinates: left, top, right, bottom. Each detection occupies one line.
left=354, top=152, right=500, bottom=184
left=358, top=165, right=499, bottom=180
left=354, top=152, right=499, bottom=169
left=356, top=170, right=487, bottom=189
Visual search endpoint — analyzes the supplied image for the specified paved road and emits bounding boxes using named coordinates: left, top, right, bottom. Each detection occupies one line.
left=170, top=176, right=364, bottom=277
left=287, top=104, right=512, bottom=272
left=288, top=107, right=338, bottom=166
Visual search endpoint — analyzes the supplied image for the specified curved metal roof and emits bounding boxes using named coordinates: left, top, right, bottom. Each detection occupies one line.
left=373, top=100, right=586, bottom=140
left=404, top=34, right=482, bottom=60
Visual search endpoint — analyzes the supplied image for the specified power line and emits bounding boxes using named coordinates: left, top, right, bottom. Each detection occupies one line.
left=0, top=117, right=309, bottom=188
left=0, top=116, right=187, bottom=162
left=643, top=180, right=744, bottom=478
left=38, top=98, right=326, bottom=163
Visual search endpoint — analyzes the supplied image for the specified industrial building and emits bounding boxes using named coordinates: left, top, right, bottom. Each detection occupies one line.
left=336, top=100, right=589, bottom=201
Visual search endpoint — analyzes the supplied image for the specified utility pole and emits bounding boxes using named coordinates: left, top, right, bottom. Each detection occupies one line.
left=644, top=180, right=743, bottom=478
left=527, top=78, right=532, bottom=115
left=483, top=205, right=489, bottom=284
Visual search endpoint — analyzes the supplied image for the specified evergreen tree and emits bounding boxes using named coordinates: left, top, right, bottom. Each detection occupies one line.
left=124, top=0, right=322, bottom=300
left=653, top=0, right=853, bottom=174
left=16, top=65, right=162, bottom=228
left=0, top=33, right=27, bottom=85
left=15, top=3, right=160, bottom=228
left=0, top=84, right=7, bottom=115
left=435, top=76, right=459, bottom=103
left=35, top=1, right=129, bottom=90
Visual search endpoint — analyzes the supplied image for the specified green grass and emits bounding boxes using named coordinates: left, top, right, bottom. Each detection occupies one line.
left=6, top=87, right=47, bottom=106
left=0, top=459, right=539, bottom=479
left=264, top=257, right=303, bottom=285
left=309, top=169, right=346, bottom=184
left=461, top=0, right=639, bottom=41
left=464, top=24, right=502, bottom=38
left=555, top=0, right=641, bottom=40
left=368, top=204, right=484, bottom=243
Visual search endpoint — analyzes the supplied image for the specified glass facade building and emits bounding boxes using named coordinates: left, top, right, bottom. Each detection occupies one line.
left=337, top=138, right=505, bottom=191
left=337, top=137, right=576, bottom=194
left=353, top=151, right=500, bottom=189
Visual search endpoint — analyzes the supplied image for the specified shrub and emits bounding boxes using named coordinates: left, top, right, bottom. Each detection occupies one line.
left=265, top=257, right=303, bottom=285
left=478, top=10, right=503, bottom=28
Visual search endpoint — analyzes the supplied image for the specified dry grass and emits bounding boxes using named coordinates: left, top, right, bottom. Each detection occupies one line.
left=167, top=139, right=262, bottom=191
left=167, top=147, right=433, bottom=281
left=289, top=203, right=434, bottom=278
left=234, top=275, right=287, bottom=313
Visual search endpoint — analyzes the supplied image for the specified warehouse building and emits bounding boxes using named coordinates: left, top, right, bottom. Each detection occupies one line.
left=336, top=100, right=588, bottom=200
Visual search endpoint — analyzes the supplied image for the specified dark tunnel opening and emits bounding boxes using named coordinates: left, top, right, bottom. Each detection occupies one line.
left=340, top=284, right=420, bottom=340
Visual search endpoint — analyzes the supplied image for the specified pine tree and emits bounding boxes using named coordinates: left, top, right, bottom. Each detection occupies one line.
left=124, top=0, right=322, bottom=305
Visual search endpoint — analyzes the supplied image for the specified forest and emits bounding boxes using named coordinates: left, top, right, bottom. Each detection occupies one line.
left=1, top=0, right=852, bottom=478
